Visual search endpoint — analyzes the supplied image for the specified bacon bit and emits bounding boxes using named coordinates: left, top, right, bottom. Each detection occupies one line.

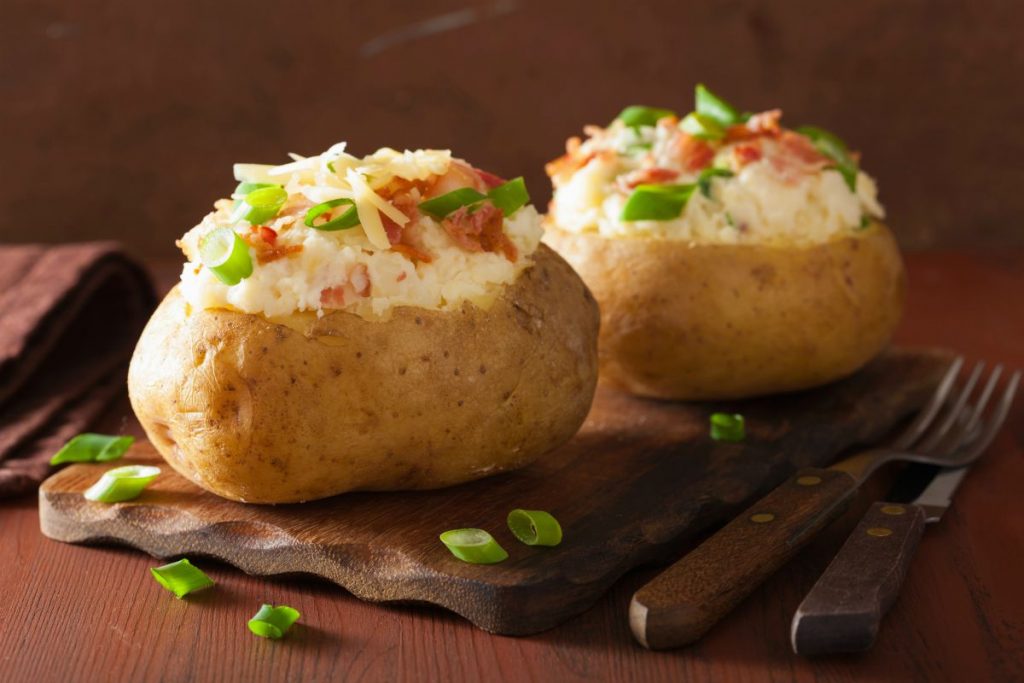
left=242, top=231, right=303, bottom=264
left=779, top=130, right=830, bottom=166
left=258, top=226, right=278, bottom=245
left=319, top=265, right=372, bottom=309
left=733, top=142, right=763, bottom=167
left=473, top=166, right=506, bottom=189
left=382, top=214, right=403, bottom=245
left=676, top=134, right=715, bottom=172
left=255, top=244, right=302, bottom=264
left=747, top=109, right=782, bottom=136
left=320, top=286, right=346, bottom=308
left=764, top=131, right=831, bottom=183
left=442, top=203, right=517, bottom=261
left=620, top=167, right=680, bottom=189
left=396, top=271, right=408, bottom=282
left=390, top=242, right=434, bottom=264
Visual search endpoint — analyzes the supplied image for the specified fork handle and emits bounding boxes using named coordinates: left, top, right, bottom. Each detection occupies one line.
left=791, top=501, right=926, bottom=656
left=629, top=467, right=857, bottom=650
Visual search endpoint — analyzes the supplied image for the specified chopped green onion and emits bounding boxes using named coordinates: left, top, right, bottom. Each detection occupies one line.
left=418, top=187, right=488, bottom=220
left=83, top=465, right=161, bottom=503
left=326, top=161, right=336, bottom=173
left=439, top=528, right=508, bottom=564
left=248, top=604, right=301, bottom=639
left=616, top=105, right=678, bottom=129
left=796, top=125, right=858, bottom=191
left=50, top=433, right=134, bottom=465
left=487, top=177, right=530, bottom=217
left=710, top=413, right=745, bottom=442
left=695, top=84, right=742, bottom=127
left=621, top=184, right=696, bottom=221
left=231, top=185, right=288, bottom=225
left=304, top=198, right=359, bottom=231
left=507, top=509, right=562, bottom=547
left=725, top=212, right=736, bottom=227
left=199, top=227, right=253, bottom=286
left=859, top=215, right=871, bottom=229
left=233, top=181, right=278, bottom=197
left=680, top=112, right=726, bottom=140
left=697, top=168, right=735, bottom=198
left=150, top=559, right=215, bottom=598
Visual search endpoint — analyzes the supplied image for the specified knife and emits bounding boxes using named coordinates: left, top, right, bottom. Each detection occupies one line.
left=789, top=463, right=974, bottom=656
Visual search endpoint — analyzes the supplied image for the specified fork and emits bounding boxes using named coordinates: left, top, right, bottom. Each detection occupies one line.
left=629, top=357, right=1021, bottom=650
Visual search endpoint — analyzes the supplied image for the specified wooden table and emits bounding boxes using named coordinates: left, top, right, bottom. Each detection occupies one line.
left=2, top=249, right=1022, bottom=682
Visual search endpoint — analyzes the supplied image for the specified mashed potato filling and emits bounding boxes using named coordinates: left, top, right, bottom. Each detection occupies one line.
left=547, top=108, right=885, bottom=246
left=178, top=144, right=542, bottom=319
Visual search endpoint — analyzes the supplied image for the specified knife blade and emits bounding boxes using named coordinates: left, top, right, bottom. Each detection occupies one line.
left=789, top=463, right=973, bottom=656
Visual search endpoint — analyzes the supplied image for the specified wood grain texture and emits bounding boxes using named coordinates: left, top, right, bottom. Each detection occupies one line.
left=39, top=351, right=945, bottom=635
left=631, top=468, right=858, bottom=650
left=791, top=501, right=927, bottom=656
left=2, top=250, right=1024, bottom=683
left=3, top=1, right=1024, bottom=254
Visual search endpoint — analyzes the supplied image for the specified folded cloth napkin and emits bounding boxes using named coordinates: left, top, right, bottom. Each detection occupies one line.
left=0, top=242, right=155, bottom=496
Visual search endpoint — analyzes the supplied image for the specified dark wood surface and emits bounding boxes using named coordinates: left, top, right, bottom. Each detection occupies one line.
left=2, top=249, right=1023, bottom=682
left=37, top=351, right=943, bottom=636
left=3, top=0, right=1024, bottom=254
left=631, top=468, right=858, bottom=650
left=792, top=501, right=928, bottom=656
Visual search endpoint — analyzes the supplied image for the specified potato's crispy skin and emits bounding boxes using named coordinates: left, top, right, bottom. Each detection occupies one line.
left=544, top=222, right=905, bottom=400
left=128, top=245, right=599, bottom=503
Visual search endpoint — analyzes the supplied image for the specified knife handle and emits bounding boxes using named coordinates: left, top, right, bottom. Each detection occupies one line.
left=629, top=467, right=857, bottom=650
left=790, top=500, right=926, bottom=656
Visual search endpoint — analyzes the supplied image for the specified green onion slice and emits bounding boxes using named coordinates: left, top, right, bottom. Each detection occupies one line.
left=199, top=227, right=253, bottom=286
left=680, top=112, right=726, bottom=140
left=418, top=187, right=488, bottom=220
left=616, top=105, right=678, bottom=129
left=487, top=177, right=530, bottom=217
left=83, top=465, right=161, bottom=503
left=439, top=528, right=508, bottom=564
left=233, top=181, right=278, bottom=198
left=248, top=604, right=301, bottom=639
left=796, top=125, right=858, bottom=191
left=695, top=84, right=741, bottom=127
left=697, top=168, right=735, bottom=198
left=507, top=509, right=563, bottom=547
left=859, top=215, right=871, bottom=229
left=621, top=183, right=696, bottom=221
left=231, top=185, right=288, bottom=225
left=304, top=198, right=359, bottom=231
left=150, top=559, right=215, bottom=598
left=710, top=413, right=746, bottom=442
left=50, top=433, right=134, bottom=465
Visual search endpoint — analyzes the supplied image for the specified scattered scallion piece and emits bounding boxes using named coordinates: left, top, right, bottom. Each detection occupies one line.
left=248, top=604, right=301, bottom=640
left=233, top=181, right=277, bottom=197
left=83, top=465, right=161, bottom=503
left=199, top=227, right=253, bottom=286
left=616, top=105, right=678, bottom=129
left=507, top=509, right=562, bottom=547
left=697, top=168, right=735, bottom=198
left=621, top=183, right=696, bottom=221
left=231, top=185, right=288, bottom=225
left=695, top=84, right=742, bottom=127
left=304, top=198, right=360, bottom=231
left=680, top=112, right=726, bottom=140
left=710, top=413, right=745, bottom=442
left=150, top=559, right=215, bottom=598
left=418, top=187, right=488, bottom=220
left=50, top=433, right=134, bottom=465
left=439, top=528, right=508, bottom=564
left=487, top=177, right=530, bottom=217
left=796, top=125, right=858, bottom=191
left=859, top=215, right=871, bottom=229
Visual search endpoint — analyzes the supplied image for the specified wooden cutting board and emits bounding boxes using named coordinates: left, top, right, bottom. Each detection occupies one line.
left=39, top=349, right=950, bottom=635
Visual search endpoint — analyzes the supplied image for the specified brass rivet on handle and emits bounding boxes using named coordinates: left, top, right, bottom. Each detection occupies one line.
left=867, top=527, right=893, bottom=537
left=796, top=475, right=822, bottom=486
left=881, top=505, right=906, bottom=516
left=750, top=513, right=775, bottom=524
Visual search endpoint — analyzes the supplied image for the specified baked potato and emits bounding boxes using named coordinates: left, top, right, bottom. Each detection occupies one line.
left=544, top=85, right=905, bottom=400
left=128, top=145, right=599, bottom=503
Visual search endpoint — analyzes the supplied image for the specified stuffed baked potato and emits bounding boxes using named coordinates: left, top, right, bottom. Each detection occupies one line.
left=129, top=145, right=598, bottom=503
left=544, top=86, right=905, bottom=400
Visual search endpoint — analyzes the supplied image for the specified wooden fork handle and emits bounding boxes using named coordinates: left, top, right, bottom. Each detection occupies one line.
left=790, top=500, right=927, bottom=656
left=630, top=468, right=857, bottom=650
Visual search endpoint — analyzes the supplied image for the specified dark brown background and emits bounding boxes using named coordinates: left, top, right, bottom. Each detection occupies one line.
left=3, top=0, right=1022, bottom=257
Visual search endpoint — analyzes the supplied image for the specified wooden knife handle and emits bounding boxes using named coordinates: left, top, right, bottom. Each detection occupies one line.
left=790, top=500, right=927, bottom=656
left=629, top=467, right=857, bottom=650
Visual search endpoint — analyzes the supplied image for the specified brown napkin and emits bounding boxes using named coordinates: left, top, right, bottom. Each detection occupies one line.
left=0, top=242, right=155, bottom=496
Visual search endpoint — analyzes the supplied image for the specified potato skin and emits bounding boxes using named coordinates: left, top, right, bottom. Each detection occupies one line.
left=544, top=222, right=905, bottom=400
left=127, top=245, right=598, bottom=503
